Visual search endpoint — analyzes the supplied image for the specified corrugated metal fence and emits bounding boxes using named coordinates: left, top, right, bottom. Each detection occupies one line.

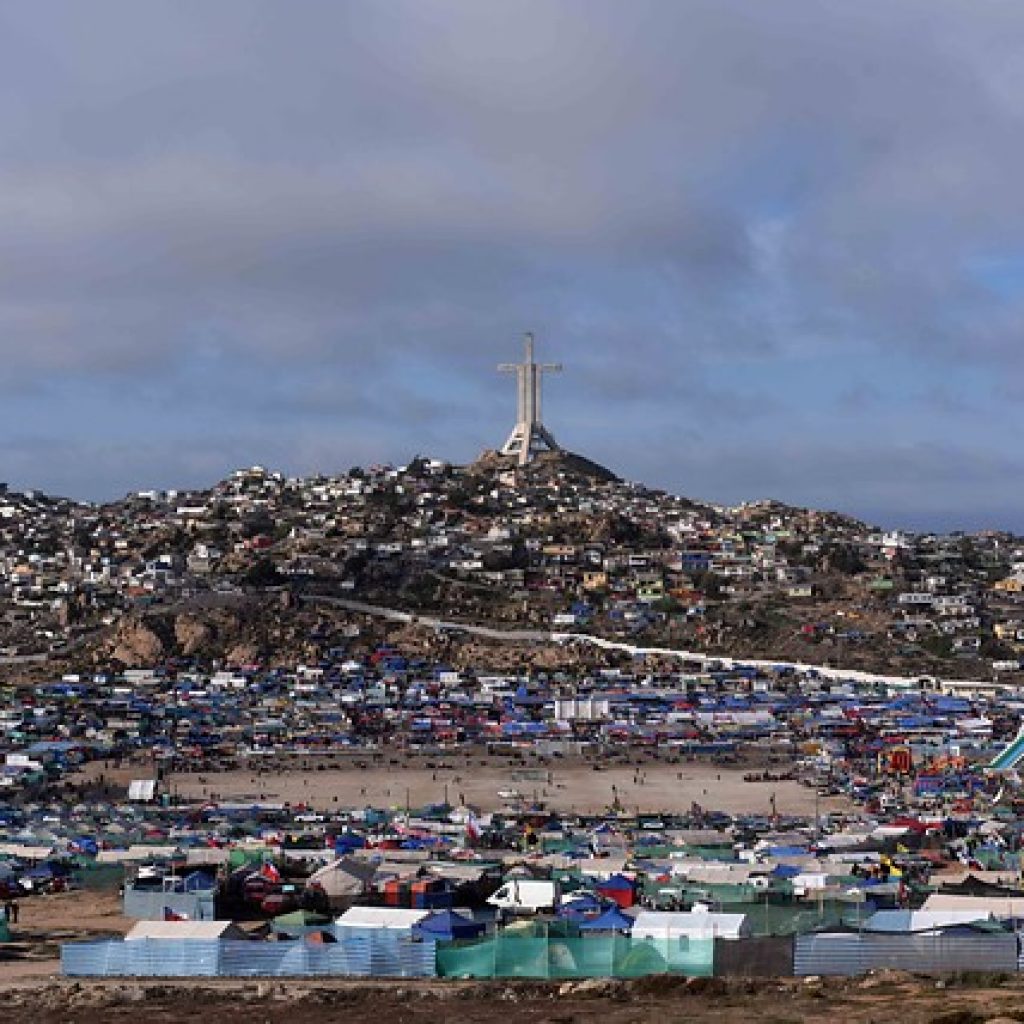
left=794, top=932, right=1019, bottom=976
left=62, top=937, right=437, bottom=978
left=63, top=932, right=1024, bottom=980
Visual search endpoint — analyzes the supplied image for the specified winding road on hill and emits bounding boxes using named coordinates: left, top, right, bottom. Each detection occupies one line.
left=298, top=594, right=989, bottom=692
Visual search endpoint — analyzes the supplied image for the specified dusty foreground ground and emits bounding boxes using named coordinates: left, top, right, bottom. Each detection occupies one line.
left=165, top=760, right=842, bottom=817
left=0, top=971, right=1022, bottom=1024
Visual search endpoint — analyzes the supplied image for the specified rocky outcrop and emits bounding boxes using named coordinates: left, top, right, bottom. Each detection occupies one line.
left=107, top=618, right=165, bottom=667
left=174, top=614, right=212, bottom=657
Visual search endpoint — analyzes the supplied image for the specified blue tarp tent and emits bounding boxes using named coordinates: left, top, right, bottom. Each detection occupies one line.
left=558, top=893, right=604, bottom=919
left=578, top=906, right=634, bottom=932
left=771, top=864, right=801, bottom=878
left=334, top=833, right=366, bottom=854
left=183, top=870, right=216, bottom=892
left=412, top=910, right=485, bottom=941
left=596, top=873, right=634, bottom=894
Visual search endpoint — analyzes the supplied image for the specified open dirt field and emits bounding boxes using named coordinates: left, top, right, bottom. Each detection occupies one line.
left=164, top=760, right=845, bottom=817
left=13, top=888, right=131, bottom=940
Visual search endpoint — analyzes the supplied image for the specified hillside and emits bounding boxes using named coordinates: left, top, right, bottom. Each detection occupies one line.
left=0, top=457, right=1017, bottom=681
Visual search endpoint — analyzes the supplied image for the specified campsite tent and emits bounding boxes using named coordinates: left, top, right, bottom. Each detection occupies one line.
left=125, top=920, right=249, bottom=941
left=412, top=910, right=485, bottom=941
left=558, top=893, right=604, bottom=919
left=335, top=906, right=430, bottom=935
left=334, top=832, right=366, bottom=854
left=632, top=910, right=749, bottom=941
left=271, top=909, right=333, bottom=934
left=305, top=857, right=377, bottom=909
left=578, top=906, right=635, bottom=932
left=595, top=873, right=636, bottom=908
left=922, top=894, right=1024, bottom=922
left=863, top=909, right=994, bottom=933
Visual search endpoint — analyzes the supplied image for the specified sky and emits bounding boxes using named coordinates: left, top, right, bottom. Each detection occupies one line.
left=1, top=1, right=1023, bottom=531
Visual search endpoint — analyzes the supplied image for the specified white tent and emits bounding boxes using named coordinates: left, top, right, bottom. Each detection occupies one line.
left=335, top=906, right=430, bottom=931
left=631, top=910, right=749, bottom=941
left=128, top=779, right=157, bottom=802
left=125, top=920, right=248, bottom=941
left=96, top=845, right=178, bottom=864
left=863, top=909, right=993, bottom=933
left=0, top=844, right=54, bottom=859
left=922, top=894, right=1024, bottom=920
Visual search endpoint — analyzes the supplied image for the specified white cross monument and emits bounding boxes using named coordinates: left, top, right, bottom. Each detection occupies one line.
left=498, top=332, right=563, bottom=466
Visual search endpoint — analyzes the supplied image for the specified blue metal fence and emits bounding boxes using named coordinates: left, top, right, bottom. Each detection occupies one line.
left=62, top=937, right=437, bottom=978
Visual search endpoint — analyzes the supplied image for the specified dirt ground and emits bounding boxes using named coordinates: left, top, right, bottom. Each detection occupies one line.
left=0, top=971, right=1020, bottom=1024
left=162, top=760, right=845, bottom=817
left=0, top=889, right=130, bottom=981
left=13, top=888, right=132, bottom=939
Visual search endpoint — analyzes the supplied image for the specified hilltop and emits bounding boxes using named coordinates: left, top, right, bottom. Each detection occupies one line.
left=470, top=447, right=620, bottom=484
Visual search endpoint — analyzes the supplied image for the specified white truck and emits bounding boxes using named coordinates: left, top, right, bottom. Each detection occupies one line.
left=487, top=879, right=561, bottom=915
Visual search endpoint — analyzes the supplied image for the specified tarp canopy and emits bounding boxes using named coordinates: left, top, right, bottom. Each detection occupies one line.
left=632, top=910, right=749, bottom=940
left=182, top=870, right=217, bottom=892
left=579, top=906, right=635, bottom=932
left=412, top=910, right=485, bottom=941
left=558, top=894, right=604, bottom=919
left=125, top=920, right=249, bottom=941
left=335, top=906, right=429, bottom=931
left=596, top=873, right=635, bottom=892
left=306, top=857, right=377, bottom=900
left=334, top=833, right=366, bottom=853
left=863, top=909, right=995, bottom=933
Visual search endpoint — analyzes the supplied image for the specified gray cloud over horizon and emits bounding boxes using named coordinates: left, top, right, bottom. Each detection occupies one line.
left=0, top=1, right=1021, bottom=530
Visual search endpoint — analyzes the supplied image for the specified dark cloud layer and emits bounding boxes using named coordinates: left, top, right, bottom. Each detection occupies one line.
left=0, top=1, right=1021, bottom=529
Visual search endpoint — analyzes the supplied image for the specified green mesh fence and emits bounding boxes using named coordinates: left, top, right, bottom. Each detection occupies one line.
left=436, top=935, right=714, bottom=979
left=705, top=900, right=849, bottom=936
